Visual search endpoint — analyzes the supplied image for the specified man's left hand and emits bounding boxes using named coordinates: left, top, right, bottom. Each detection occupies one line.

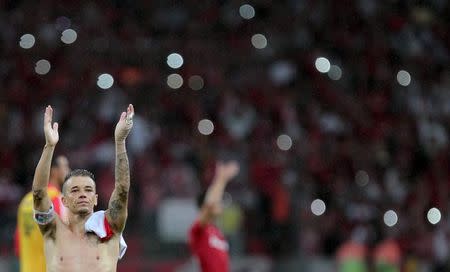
left=115, top=104, right=134, bottom=143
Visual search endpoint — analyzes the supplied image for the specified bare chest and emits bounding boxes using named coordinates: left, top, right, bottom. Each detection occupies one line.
left=45, top=227, right=119, bottom=272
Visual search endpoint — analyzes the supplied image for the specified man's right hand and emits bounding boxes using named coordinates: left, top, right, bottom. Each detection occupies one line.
left=215, top=161, right=240, bottom=183
left=44, top=106, right=59, bottom=147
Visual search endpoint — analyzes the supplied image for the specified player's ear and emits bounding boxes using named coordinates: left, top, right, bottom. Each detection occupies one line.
left=94, top=194, right=98, bottom=206
left=62, top=196, right=69, bottom=208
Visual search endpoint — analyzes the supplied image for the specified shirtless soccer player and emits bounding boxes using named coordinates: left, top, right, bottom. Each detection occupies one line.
left=32, top=104, right=134, bottom=272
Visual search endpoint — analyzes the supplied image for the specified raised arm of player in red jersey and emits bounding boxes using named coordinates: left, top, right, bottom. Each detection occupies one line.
left=197, top=161, right=239, bottom=225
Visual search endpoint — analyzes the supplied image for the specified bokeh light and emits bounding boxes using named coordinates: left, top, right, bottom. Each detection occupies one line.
left=61, top=29, right=78, bottom=44
left=188, top=75, right=204, bottom=90
left=328, top=65, right=342, bottom=80
left=384, top=210, right=398, bottom=227
left=239, top=4, right=255, bottom=20
left=311, top=199, right=326, bottom=216
left=355, top=170, right=369, bottom=187
left=251, top=34, right=267, bottom=49
left=277, top=134, right=293, bottom=151
left=427, top=208, right=441, bottom=225
left=167, top=73, right=183, bottom=89
left=167, top=53, right=184, bottom=69
left=35, top=60, right=51, bottom=75
left=198, top=119, right=214, bottom=135
left=97, top=73, right=114, bottom=89
left=19, top=34, right=35, bottom=49
left=397, top=70, right=411, bottom=86
left=315, top=57, right=331, bottom=73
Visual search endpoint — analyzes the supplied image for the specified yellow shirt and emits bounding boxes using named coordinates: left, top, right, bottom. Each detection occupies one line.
left=16, top=186, right=62, bottom=272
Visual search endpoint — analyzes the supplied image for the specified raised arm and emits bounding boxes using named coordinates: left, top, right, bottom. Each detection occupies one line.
left=32, top=106, right=59, bottom=234
left=106, top=104, right=134, bottom=233
left=198, top=161, right=239, bottom=225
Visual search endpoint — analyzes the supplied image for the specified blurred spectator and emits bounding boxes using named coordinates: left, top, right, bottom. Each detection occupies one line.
left=373, top=239, right=401, bottom=272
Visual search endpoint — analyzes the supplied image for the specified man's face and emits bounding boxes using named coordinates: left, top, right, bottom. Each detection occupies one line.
left=62, top=176, right=98, bottom=215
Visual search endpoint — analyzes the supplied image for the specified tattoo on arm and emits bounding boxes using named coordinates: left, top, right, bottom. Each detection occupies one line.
left=33, top=189, right=56, bottom=238
left=115, top=152, right=130, bottom=188
left=108, top=188, right=128, bottom=221
left=107, top=151, right=130, bottom=231
left=33, top=189, right=45, bottom=207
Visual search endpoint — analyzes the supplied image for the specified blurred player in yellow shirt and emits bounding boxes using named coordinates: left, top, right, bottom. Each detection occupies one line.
left=15, top=155, right=70, bottom=272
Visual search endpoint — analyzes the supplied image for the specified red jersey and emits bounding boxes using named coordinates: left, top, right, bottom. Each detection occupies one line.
left=188, top=220, right=229, bottom=272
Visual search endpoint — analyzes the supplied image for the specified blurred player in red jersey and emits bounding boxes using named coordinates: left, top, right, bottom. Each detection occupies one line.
left=188, top=161, right=239, bottom=272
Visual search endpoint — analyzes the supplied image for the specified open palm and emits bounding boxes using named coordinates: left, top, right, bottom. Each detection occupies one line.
left=44, top=106, right=59, bottom=146
left=216, top=161, right=240, bottom=182
left=114, top=104, right=134, bottom=142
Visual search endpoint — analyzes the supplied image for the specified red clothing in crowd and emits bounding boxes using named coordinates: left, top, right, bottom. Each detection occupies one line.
left=188, top=220, right=229, bottom=272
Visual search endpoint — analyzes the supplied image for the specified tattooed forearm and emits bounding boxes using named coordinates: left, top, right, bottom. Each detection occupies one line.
left=33, top=189, right=45, bottom=206
left=32, top=144, right=54, bottom=211
left=115, top=152, right=130, bottom=188
left=107, top=145, right=130, bottom=232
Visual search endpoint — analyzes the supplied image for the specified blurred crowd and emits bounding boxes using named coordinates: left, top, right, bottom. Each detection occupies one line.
left=0, top=0, right=449, bottom=271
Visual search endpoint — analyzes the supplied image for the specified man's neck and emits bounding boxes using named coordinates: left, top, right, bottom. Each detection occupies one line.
left=67, top=212, right=92, bottom=235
